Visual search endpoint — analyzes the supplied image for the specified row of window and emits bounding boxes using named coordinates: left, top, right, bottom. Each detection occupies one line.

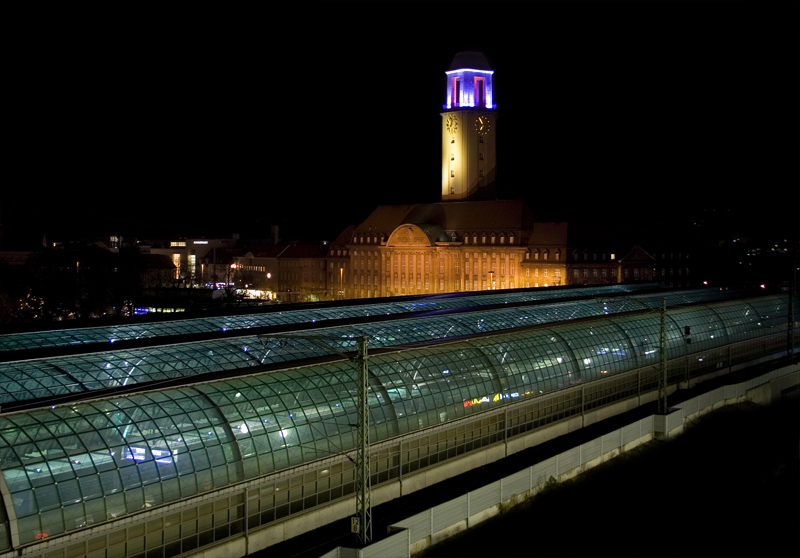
left=350, top=233, right=528, bottom=246
left=464, top=232, right=516, bottom=245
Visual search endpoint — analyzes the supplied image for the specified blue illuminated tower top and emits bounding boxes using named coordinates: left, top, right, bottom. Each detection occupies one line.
left=443, top=51, right=495, bottom=110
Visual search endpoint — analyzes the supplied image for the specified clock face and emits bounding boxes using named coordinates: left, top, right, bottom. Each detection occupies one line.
left=445, top=115, right=458, bottom=135
left=475, top=115, right=491, bottom=136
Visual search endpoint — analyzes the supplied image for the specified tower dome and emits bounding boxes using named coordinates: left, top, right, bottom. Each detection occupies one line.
left=448, top=51, right=492, bottom=72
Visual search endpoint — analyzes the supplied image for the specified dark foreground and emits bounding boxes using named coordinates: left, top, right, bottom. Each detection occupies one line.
left=418, top=397, right=800, bottom=558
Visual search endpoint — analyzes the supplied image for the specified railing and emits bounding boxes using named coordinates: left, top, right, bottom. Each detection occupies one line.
left=320, top=363, right=799, bottom=558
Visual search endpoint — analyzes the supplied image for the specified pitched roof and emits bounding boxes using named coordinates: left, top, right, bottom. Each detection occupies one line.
left=529, top=222, right=568, bottom=247
left=353, top=200, right=535, bottom=236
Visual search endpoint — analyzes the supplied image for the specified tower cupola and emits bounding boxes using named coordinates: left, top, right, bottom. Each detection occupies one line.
left=443, top=51, right=495, bottom=110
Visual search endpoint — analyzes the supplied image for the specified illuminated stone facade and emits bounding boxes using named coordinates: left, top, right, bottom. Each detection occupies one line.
left=341, top=201, right=568, bottom=299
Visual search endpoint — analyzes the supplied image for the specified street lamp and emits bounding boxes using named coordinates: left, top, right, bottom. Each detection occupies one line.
left=340, top=267, right=344, bottom=300
left=225, top=263, right=238, bottom=303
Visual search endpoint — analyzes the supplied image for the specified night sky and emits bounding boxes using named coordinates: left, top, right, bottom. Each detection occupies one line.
left=4, top=1, right=798, bottom=247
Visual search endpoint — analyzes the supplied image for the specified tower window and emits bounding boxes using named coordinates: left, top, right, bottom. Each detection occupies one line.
left=451, top=170, right=455, bottom=177
left=453, top=78, right=461, bottom=107
left=451, top=153, right=455, bottom=161
left=474, top=77, right=485, bottom=107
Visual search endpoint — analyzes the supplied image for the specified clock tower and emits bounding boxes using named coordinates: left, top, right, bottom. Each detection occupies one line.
left=441, top=51, right=497, bottom=202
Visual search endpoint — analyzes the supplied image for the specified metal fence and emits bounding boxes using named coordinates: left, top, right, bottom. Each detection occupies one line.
left=320, top=363, right=799, bottom=558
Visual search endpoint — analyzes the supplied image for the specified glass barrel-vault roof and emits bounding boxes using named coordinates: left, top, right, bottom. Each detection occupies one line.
left=0, top=284, right=667, bottom=354
left=0, top=293, right=793, bottom=544
left=0, top=289, right=755, bottom=407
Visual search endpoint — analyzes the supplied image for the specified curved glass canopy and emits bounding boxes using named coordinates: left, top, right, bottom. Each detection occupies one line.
left=0, top=284, right=666, bottom=354
left=0, top=294, right=793, bottom=544
left=0, top=289, right=744, bottom=407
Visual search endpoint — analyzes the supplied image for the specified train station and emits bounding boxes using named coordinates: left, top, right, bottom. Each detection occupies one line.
left=0, top=283, right=797, bottom=558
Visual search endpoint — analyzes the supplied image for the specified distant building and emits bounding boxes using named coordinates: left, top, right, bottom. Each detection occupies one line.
left=146, top=238, right=238, bottom=286
left=275, top=243, right=328, bottom=303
